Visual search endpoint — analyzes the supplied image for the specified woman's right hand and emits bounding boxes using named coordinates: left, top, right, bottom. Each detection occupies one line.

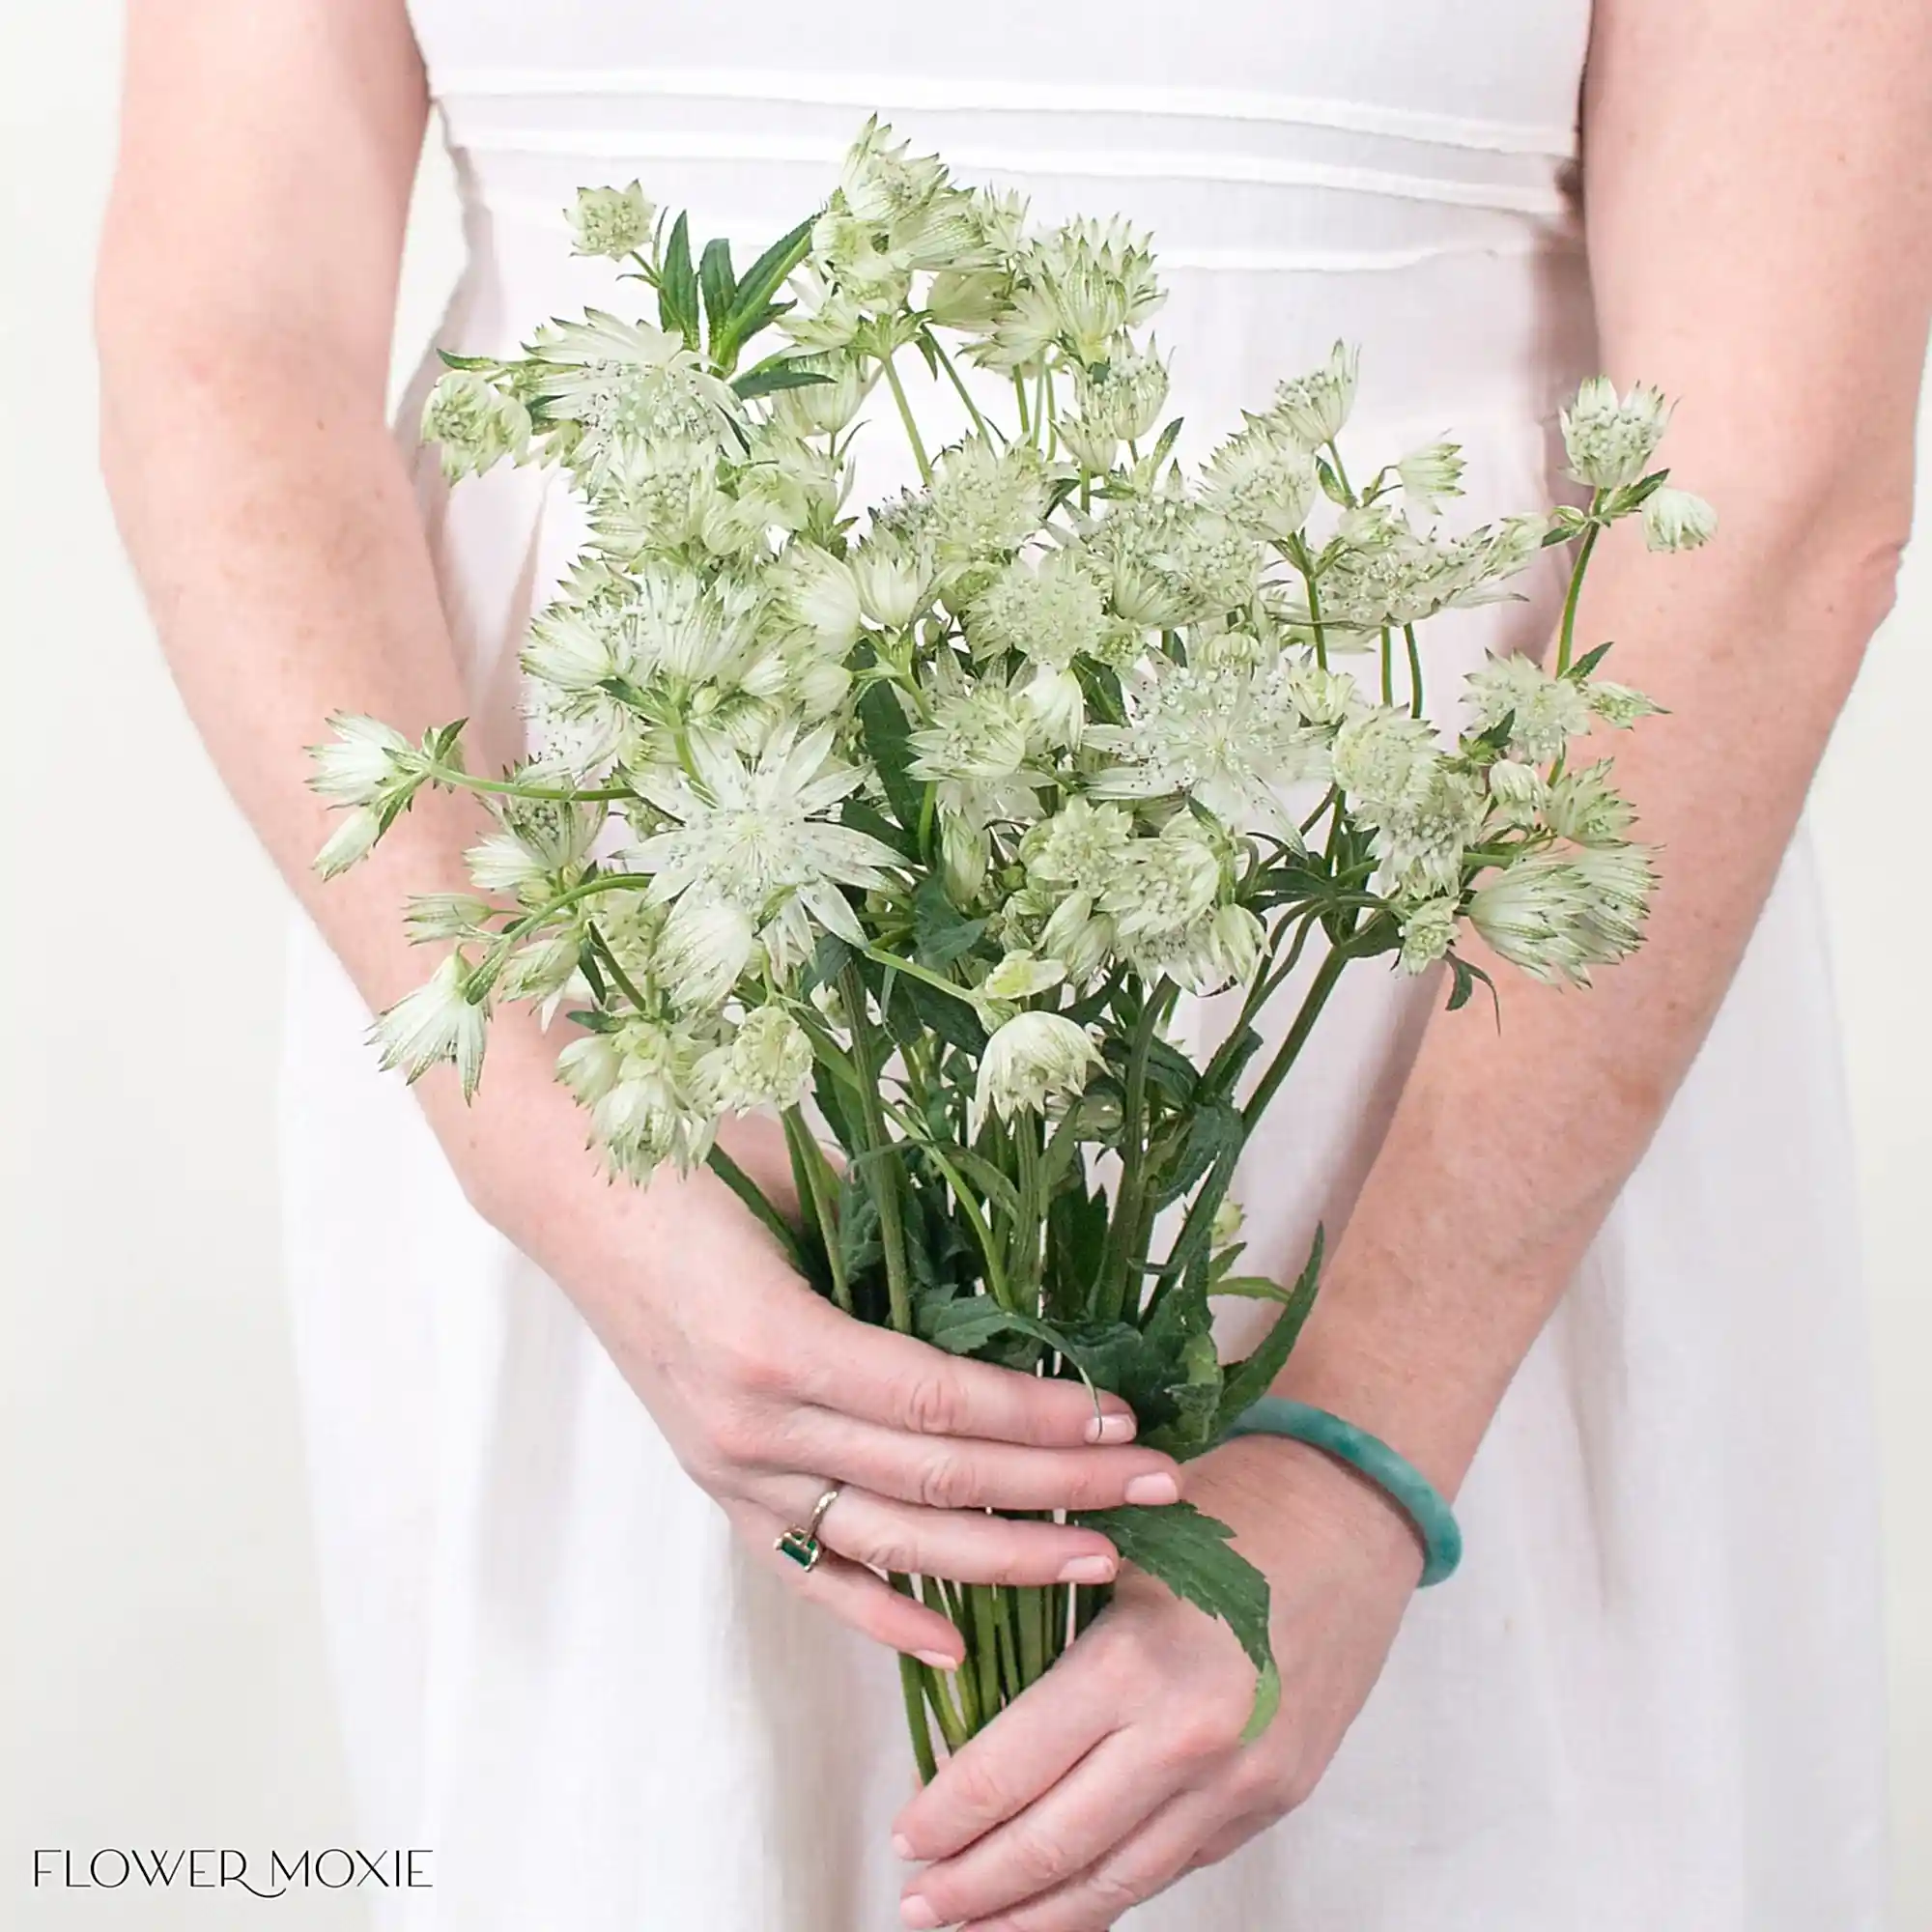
left=464, top=1092, right=1179, bottom=1668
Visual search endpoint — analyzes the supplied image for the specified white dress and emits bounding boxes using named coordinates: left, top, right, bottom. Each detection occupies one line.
left=279, top=4, right=1889, bottom=1925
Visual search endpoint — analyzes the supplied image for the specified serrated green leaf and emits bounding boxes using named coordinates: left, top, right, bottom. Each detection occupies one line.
left=657, top=213, right=698, bottom=346
left=1210, top=1226, right=1322, bottom=1437
left=856, top=682, right=926, bottom=835
left=1071, top=1500, right=1274, bottom=1690
left=1151, top=1101, right=1245, bottom=1209
left=913, top=875, right=987, bottom=968
left=717, top=213, right=816, bottom=366
left=1566, top=639, right=1615, bottom=681
left=698, top=237, right=736, bottom=347
left=731, top=362, right=836, bottom=401
left=904, top=974, right=987, bottom=1056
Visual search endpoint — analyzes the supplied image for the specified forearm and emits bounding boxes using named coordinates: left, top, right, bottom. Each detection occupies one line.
left=1273, top=502, right=1904, bottom=1493
left=99, top=329, right=578, bottom=1200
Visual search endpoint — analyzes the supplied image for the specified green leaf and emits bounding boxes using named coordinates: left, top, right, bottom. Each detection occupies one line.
left=698, top=237, right=736, bottom=348
left=731, top=362, right=836, bottom=401
left=1151, top=1101, right=1244, bottom=1210
left=1148, top=415, right=1185, bottom=473
left=1048, top=1183, right=1112, bottom=1310
left=1070, top=1501, right=1276, bottom=1719
left=835, top=1164, right=883, bottom=1284
left=840, top=793, right=919, bottom=862
left=1445, top=952, right=1500, bottom=1022
left=717, top=213, right=817, bottom=364
left=1566, top=639, right=1616, bottom=681
left=856, top=682, right=926, bottom=835
left=657, top=213, right=699, bottom=346
left=1209, top=1226, right=1322, bottom=1437
left=913, top=876, right=988, bottom=969
left=904, top=975, right=987, bottom=1056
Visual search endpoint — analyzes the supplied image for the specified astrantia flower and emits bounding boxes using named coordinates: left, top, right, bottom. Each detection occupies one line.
left=1560, top=377, right=1671, bottom=491
left=974, top=1011, right=1103, bottom=1126
left=771, top=544, right=865, bottom=651
left=371, top=952, right=489, bottom=1098
left=1465, top=653, right=1594, bottom=764
left=1397, top=895, right=1460, bottom=974
left=1020, top=797, right=1136, bottom=895
left=1061, top=342, right=1170, bottom=471
left=1330, top=710, right=1440, bottom=816
left=926, top=438, right=1051, bottom=574
left=1269, top=341, right=1358, bottom=446
left=1199, top=420, right=1318, bottom=545
left=1087, top=660, right=1328, bottom=835
left=314, top=806, right=383, bottom=879
left=1486, top=757, right=1548, bottom=827
left=1543, top=761, right=1635, bottom=845
left=1641, top=487, right=1717, bottom=554
left=1585, top=680, right=1663, bottom=729
left=309, top=713, right=421, bottom=807
left=1396, top=440, right=1465, bottom=513
left=466, top=800, right=604, bottom=901
left=975, top=216, right=1165, bottom=371
left=1465, top=843, right=1652, bottom=986
left=655, top=895, right=757, bottom=1010
left=980, top=950, right=1068, bottom=1002
left=1295, top=507, right=1545, bottom=635
left=559, top=1018, right=719, bottom=1179
left=1084, top=494, right=1262, bottom=628
left=907, top=674, right=1036, bottom=783
left=851, top=530, right=937, bottom=629
left=625, top=723, right=905, bottom=978
left=769, top=351, right=871, bottom=438
left=568, top=182, right=654, bottom=259
left=702, top=1006, right=813, bottom=1115
left=967, top=550, right=1106, bottom=668
left=1101, top=816, right=1224, bottom=948
left=421, top=369, right=531, bottom=482
left=1038, top=892, right=1116, bottom=981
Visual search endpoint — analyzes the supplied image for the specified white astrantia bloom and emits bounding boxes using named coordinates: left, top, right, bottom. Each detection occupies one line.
left=1487, top=757, right=1549, bottom=827
left=421, top=370, right=531, bottom=483
left=499, top=930, right=584, bottom=1005
left=975, top=216, right=1165, bottom=371
left=940, top=810, right=990, bottom=904
left=1560, top=376, right=1672, bottom=491
left=559, top=1017, right=720, bottom=1179
left=1038, top=892, right=1116, bottom=982
left=1373, top=763, right=1490, bottom=896
left=405, top=893, right=497, bottom=944
left=625, top=723, right=905, bottom=979
left=1199, top=420, right=1318, bottom=545
left=1465, top=653, right=1594, bottom=764
left=1465, top=844, right=1652, bottom=987
left=1020, top=796, right=1137, bottom=895
left=568, top=182, right=654, bottom=259
left=1293, top=506, right=1546, bottom=636
left=655, top=895, right=758, bottom=1010
left=851, top=530, right=937, bottom=630
left=1083, top=492, right=1263, bottom=628
left=1101, top=815, right=1225, bottom=949
left=980, top=950, right=1068, bottom=1002
left=974, top=1010, right=1104, bottom=1127
left=769, top=351, right=871, bottom=438
left=771, top=544, right=865, bottom=652
left=310, top=713, right=421, bottom=806
left=1087, top=659, right=1328, bottom=835
left=702, top=1006, right=814, bottom=1115
left=1571, top=843, right=1656, bottom=960
left=925, top=438, right=1052, bottom=575
left=1585, top=680, right=1663, bottom=729
left=1396, top=440, right=1465, bottom=513
left=907, top=670, right=1036, bottom=783
left=1061, top=342, right=1170, bottom=471
left=966, top=549, right=1107, bottom=668
left=1330, top=709, right=1440, bottom=817
left=1641, top=487, right=1717, bottom=554
left=1543, top=761, right=1635, bottom=845
left=314, top=806, right=383, bottom=880
left=1397, top=895, right=1460, bottom=975
left=1268, top=341, right=1358, bottom=447
left=466, top=800, right=604, bottom=902
left=372, top=952, right=489, bottom=1098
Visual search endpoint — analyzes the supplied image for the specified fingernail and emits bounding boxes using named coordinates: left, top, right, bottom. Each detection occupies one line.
left=1123, top=1471, right=1180, bottom=1505
left=1085, top=1409, right=1137, bottom=1443
left=892, top=1833, right=917, bottom=1861
left=915, top=1649, right=959, bottom=1672
left=900, top=1896, right=940, bottom=1929
left=1058, top=1553, right=1117, bottom=1584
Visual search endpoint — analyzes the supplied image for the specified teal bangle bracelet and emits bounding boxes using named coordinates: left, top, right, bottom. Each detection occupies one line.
left=1225, top=1397, right=1463, bottom=1587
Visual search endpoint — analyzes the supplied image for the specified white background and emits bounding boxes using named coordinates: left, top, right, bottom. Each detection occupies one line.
left=3, top=9, right=1927, bottom=1926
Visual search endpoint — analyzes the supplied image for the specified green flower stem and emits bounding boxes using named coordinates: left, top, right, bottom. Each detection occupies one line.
left=1017, top=1581, right=1046, bottom=1690
left=924, top=331, right=993, bottom=440
left=1287, top=536, right=1331, bottom=671
left=898, top=1649, right=940, bottom=1784
left=968, top=1584, right=1004, bottom=1722
left=422, top=764, right=634, bottom=805
left=1010, top=1116, right=1045, bottom=1310
left=860, top=945, right=981, bottom=1010
left=1554, top=493, right=1605, bottom=676
left=1097, top=984, right=1174, bottom=1324
left=839, top=961, right=915, bottom=1333
left=1378, top=626, right=1396, bottom=706
left=994, top=1588, right=1022, bottom=1700
left=881, top=352, right=934, bottom=485
left=1323, top=440, right=1357, bottom=506
left=1240, top=941, right=1353, bottom=1133
left=1013, top=371, right=1033, bottom=440
left=781, top=1105, right=852, bottom=1314
left=585, top=923, right=650, bottom=1014
left=1404, top=623, right=1426, bottom=719
left=884, top=1108, right=1011, bottom=1310
left=703, top=1142, right=811, bottom=1278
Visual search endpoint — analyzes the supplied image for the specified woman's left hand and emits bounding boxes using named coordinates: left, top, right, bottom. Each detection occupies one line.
left=891, top=1434, right=1425, bottom=1930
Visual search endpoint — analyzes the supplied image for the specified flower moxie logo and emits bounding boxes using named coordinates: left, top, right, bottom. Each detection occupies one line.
left=31, top=1847, right=433, bottom=1898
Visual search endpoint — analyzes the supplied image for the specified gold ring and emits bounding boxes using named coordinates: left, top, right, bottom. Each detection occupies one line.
left=775, top=1483, right=843, bottom=1573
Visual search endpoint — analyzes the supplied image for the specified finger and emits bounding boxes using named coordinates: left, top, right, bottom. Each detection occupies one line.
left=895, top=1643, right=1122, bottom=1861
left=1179, top=1810, right=1264, bottom=1877
left=952, top=1787, right=1230, bottom=1932
left=787, top=1311, right=1141, bottom=1447
left=738, top=1504, right=966, bottom=1668
left=787, top=1411, right=1181, bottom=1515
left=905, top=1729, right=1181, bottom=1929
left=804, top=1485, right=1122, bottom=1589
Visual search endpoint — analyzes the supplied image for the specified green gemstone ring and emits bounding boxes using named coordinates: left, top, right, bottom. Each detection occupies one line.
left=775, top=1483, right=844, bottom=1572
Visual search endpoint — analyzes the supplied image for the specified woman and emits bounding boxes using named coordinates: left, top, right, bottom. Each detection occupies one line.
left=97, top=1, right=1927, bottom=1926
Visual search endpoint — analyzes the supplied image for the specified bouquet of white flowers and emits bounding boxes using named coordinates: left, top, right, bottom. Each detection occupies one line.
left=311, top=121, right=1709, bottom=1770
